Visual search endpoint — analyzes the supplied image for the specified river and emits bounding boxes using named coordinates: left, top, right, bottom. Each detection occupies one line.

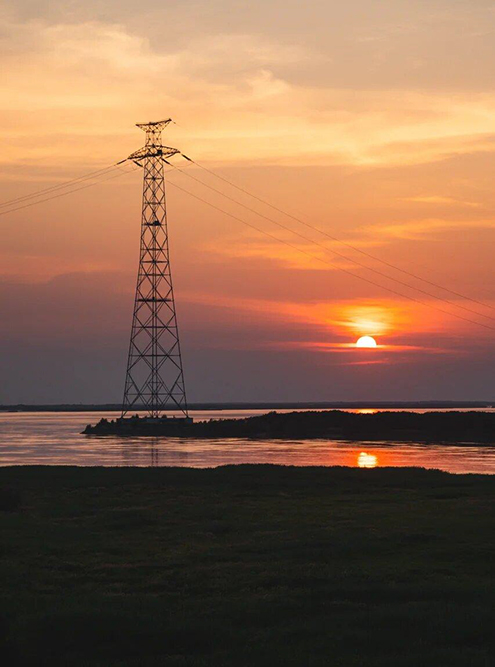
left=1, top=409, right=494, bottom=473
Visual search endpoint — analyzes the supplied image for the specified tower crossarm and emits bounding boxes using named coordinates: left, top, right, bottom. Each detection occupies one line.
left=128, top=145, right=180, bottom=161
left=127, top=119, right=179, bottom=162
left=136, top=119, right=172, bottom=132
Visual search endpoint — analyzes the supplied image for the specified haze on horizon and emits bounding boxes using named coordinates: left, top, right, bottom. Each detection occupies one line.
left=2, top=0, right=495, bottom=404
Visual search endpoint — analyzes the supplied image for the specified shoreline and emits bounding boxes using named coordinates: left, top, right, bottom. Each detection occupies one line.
left=83, top=409, right=495, bottom=443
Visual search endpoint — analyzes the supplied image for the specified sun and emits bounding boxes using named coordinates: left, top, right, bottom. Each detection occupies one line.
left=356, top=335, right=377, bottom=348
left=357, top=452, right=378, bottom=469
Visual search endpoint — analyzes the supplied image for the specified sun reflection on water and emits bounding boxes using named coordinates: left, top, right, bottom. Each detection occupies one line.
left=357, top=452, right=378, bottom=468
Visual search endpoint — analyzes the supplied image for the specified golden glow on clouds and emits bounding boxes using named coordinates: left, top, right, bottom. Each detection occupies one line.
left=321, top=302, right=401, bottom=336
left=204, top=236, right=333, bottom=271
left=3, top=13, right=495, bottom=170
left=401, top=196, right=481, bottom=208
left=180, top=290, right=470, bottom=361
left=367, top=218, right=495, bottom=243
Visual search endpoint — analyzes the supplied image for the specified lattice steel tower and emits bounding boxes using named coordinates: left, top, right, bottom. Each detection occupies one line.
left=121, top=120, right=188, bottom=418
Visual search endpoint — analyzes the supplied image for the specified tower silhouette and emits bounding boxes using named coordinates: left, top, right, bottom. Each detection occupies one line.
left=121, top=120, right=188, bottom=418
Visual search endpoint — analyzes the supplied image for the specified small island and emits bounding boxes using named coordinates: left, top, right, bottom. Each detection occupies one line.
left=83, top=409, right=495, bottom=444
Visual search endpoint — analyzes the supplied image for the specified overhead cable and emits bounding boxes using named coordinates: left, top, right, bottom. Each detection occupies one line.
left=182, top=154, right=493, bottom=314
left=169, top=159, right=495, bottom=324
left=165, top=176, right=495, bottom=333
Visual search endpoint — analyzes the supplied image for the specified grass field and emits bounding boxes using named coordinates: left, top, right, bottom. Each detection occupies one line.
left=0, top=465, right=494, bottom=666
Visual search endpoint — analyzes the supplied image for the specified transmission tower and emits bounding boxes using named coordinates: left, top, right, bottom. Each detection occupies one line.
left=121, top=119, right=189, bottom=419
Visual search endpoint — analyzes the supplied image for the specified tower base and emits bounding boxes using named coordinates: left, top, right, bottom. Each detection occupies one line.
left=83, top=415, right=194, bottom=436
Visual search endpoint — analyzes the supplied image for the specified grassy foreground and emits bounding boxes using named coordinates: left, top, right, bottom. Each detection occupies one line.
left=0, top=465, right=494, bottom=666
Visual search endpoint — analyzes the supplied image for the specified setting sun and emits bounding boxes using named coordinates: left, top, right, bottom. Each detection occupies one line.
left=356, top=336, right=378, bottom=348
left=357, top=452, right=378, bottom=469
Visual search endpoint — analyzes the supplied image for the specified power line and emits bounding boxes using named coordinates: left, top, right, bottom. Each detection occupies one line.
left=0, top=164, right=136, bottom=218
left=182, top=154, right=494, bottom=314
left=168, top=159, right=495, bottom=325
left=0, top=162, right=125, bottom=210
left=1, top=148, right=492, bottom=331
left=165, top=177, right=495, bottom=333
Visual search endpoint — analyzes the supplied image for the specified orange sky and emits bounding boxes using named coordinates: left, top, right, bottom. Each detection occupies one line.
left=1, top=0, right=495, bottom=403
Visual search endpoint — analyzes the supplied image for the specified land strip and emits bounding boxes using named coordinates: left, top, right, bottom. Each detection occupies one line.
left=0, top=465, right=494, bottom=666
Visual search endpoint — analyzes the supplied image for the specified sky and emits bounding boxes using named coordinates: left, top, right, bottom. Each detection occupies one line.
left=2, top=0, right=495, bottom=403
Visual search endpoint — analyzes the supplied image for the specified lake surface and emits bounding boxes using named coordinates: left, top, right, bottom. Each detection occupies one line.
left=1, top=410, right=495, bottom=474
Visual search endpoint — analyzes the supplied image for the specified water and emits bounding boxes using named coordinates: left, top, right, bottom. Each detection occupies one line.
left=1, top=410, right=494, bottom=474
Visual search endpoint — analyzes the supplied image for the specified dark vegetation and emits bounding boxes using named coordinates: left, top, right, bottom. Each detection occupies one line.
left=85, top=409, right=495, bottom=443
left=0, top=465, right=494, bottom=666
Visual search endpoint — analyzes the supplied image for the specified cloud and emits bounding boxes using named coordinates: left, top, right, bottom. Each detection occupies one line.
left=3, top=13, right=495, bottom=172
left=364, top=218, right=495, bottom=242
left=199, top=230, right=346, bottom=272
left=181, top=289, right=483, bottom=340
left=401, top=195, right=482, bottom=208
